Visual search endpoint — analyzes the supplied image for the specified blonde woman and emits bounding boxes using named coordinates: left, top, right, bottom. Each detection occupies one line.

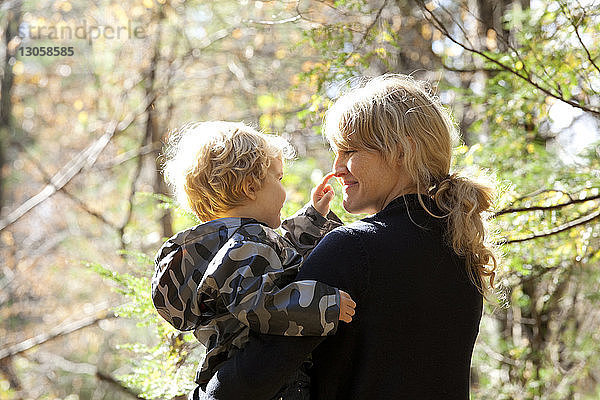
left=195, top=75, right=499, bottom=400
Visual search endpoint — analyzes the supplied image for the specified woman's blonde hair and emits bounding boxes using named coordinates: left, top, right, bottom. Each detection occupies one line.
left=163, top=121, right=293, bottom=222
left=324, top=74, right=498, bottom=293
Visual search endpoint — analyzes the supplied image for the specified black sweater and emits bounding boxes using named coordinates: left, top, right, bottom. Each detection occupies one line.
left=200, top=194, right=483, bottom=400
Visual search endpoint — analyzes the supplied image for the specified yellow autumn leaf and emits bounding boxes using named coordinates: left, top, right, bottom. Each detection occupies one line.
left=78, top=111, right=88, bottom=124
left=60, top=1, right=72, bottom=12
left=526, top=143, right=535, bottom=154
left=275, top=48, right=286, bottom=59
left=515, top=61, right=523, bottom=70
left=13, top=61, right=24, bottom=75
left=232, top=28, right=243, bottom=39
left=421, top=25, right=432, bottom=40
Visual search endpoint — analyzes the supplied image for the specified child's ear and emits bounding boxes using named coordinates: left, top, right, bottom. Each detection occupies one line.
left=244, top=178, right=258, bottom=201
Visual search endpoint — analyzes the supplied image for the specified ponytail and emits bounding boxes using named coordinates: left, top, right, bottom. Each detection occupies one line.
left=425, top=174, right=498, bottom=293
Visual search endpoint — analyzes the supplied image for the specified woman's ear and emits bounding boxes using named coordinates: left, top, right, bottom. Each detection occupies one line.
left=396, top=136, right=415, bottom=163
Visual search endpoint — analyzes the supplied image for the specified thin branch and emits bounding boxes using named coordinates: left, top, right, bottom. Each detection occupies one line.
left=313, top=0, right=356, bottom=16
left=494, top=193, right=600, bottom=216
left=96, top=371, right=146, bottom=399
left=513, top=188, right=575, bottom=202
left=441, top=62, right=499, bottom=74
left=31, top=351, right=96, bottom=375
left=93, top=142, right=162, bottom=171
left=292, top=1, right=362, bottom=30
left=417, top=0, right=600, bottom=116
left=437, top=1, right=477, bottom=50
left=505, top=208, right=600, bottom=244
left=0, top=308, right=116, bottom=361
left=0, top=231, right=69, bottom=304
left=0, top=94, right=156, bottom=233
left=29, top=351, right=146, bottom=399
left=245, top=14, right=301, bottom=25
left=560, top=1, right=600, bottom=75
left=477, top=340, right=521, bottom=367
left=228, top=58, right=256, bottom=94
left=357, top=0, right=388, bottom=49
left=119, top=7, right=167, bottom=248
left=0, top=122, right=116, bottom=231
left=118, top=129, right=148, bottom=249
left=14, top=142, right=119, bottom=229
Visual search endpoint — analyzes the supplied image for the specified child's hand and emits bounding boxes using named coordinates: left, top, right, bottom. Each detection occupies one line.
left=311, top=172, right=336, bottom=216
left=339, top=290, right=356, bottom=323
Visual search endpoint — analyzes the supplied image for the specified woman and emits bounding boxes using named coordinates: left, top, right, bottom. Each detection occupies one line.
left=194, top=74, right=499, bottom=400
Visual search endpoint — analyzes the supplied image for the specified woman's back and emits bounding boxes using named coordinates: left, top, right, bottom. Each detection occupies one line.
left=302, top=194, right=483, bottom=399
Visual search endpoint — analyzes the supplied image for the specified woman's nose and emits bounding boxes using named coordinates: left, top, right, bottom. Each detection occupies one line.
left=333, top=154, right=347, bottom=177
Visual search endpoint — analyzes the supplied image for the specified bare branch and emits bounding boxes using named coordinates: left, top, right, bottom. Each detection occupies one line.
left=560, top=1, right=600, bottom=76
left=118, top=10, right=165, bottom=249
left=437, top=2, right=477, bottom=50
left=27, top=350, right=144, bottom=399
left=96, top=371, right=146, bottom=399
left=31, top=351, right=96, bottom=375
left=494, top=192, right=600, bottom=216
left=357, top=0, right=388, bottom=49
left=0, top=94, right=156, bottom=233
left=0, top=308, right=116, bottom=361
left=94, top=142, right=162, bottom=171
left=245, top=14, right=301, bottom=25
left=0, top=122, right=116, bottom=231
left=477, top=340, right=521, bottom=367
left=14, top=142, right=119, bottom=229
left=313, top=0, right=357, bottom=16
left=505, top=208, right=600, bottom=244
left=119, top=130, right=148, bottom=249
left=441, top=63, right=498, bottom=74
left=0, top=231, right=69, bottom=304
left=513, top=188, right=575, bottom=202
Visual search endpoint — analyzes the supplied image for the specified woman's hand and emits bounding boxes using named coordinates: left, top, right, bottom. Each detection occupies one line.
left=339, top=290, right=356, bottom=323
left=311, top=172, right=336, bottom=216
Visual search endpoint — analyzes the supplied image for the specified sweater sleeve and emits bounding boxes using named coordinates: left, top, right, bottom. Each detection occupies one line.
left=281, top=203, right=343, bottom=258
left=206, top=234, right=341, bottom=337
left=195, top=227, right=368, bottom=400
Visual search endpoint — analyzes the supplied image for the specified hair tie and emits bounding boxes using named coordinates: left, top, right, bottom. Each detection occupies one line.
left=430, top=174, right=451, bottom=196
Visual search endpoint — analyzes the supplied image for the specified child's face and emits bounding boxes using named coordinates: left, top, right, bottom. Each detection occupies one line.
left=253, top=157, right=286, bottom=228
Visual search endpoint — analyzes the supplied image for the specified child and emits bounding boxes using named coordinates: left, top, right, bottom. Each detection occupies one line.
left=151, top=121, right=355, bottom=399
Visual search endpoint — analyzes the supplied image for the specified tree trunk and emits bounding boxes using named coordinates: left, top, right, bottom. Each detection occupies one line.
left=144, top=7, right=173, bottom=239
left=0, top=1, right=22, bottom=213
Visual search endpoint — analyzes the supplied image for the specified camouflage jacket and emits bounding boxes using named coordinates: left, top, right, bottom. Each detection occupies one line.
left=151, top=204, right=344, bottom=384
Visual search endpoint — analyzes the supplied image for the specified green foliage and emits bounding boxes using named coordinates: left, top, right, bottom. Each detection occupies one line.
left=88, top=256, right=198, bottom=399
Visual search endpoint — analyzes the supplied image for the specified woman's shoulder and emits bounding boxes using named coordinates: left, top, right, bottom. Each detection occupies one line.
left=320, top=220, right=377, bottom=248
left=331, top=219, right=374, bottom=236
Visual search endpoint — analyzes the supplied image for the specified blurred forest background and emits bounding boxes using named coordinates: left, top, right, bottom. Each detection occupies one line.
left=0, top=0, right=599, bottom=399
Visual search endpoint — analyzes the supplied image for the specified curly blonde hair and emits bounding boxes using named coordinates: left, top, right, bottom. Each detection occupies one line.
left=324, top=74, right=498, bottom=293
left=163, top=121, right=294, bottom=222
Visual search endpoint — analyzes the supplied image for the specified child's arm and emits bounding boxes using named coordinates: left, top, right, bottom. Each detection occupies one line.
left=204, top=233, right=355, bottom=337
left=281, top=173, right=343, bottom=257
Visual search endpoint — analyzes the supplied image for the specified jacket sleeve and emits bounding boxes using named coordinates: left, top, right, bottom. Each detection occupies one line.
left=205, top=235, right=341, bottom=336
left=281, top=203, right=343, bottom=258
left=151, top=238, right=214, bottom=331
